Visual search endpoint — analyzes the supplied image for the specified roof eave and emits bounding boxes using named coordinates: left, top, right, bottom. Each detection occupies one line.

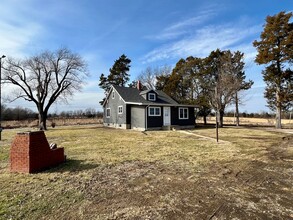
left=125, top=102, right=199, bottom=108
left=102, top=87, right=113, bottom=107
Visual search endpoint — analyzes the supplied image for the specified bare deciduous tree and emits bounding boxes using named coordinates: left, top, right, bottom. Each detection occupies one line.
left=137, top=65, right=171, bottom=90
left=2, top=47, right=88, bottom=130
left=206, top=49, right=252, bottom=127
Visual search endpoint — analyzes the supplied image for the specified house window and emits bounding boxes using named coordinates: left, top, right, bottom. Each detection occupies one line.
left=149, top=107, right=161, bottom=116
left=179, top=108, right=188, bottom=119
left=148, top=93, right=156, bottom=101
left=112, top=91, right=115, bottom=99
left=118, top=106, right=123, bottom=114
left=106, top=108, right=111, bottom=118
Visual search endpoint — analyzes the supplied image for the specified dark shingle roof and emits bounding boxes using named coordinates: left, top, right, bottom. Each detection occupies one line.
left=112, top=85, right=179, bottom=105
left=139, top=89, right=156, bottom=95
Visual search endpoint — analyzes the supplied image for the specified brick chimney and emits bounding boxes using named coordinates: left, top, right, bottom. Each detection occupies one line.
left=137, top=80, right=142, bottom=91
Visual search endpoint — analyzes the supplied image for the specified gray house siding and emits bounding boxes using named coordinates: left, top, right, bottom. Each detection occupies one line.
left=131, top=106, right=145, bottom=130
left=103, top=89, right=127, bottom=128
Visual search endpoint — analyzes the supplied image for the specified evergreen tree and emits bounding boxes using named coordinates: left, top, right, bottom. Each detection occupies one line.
left=128, top=80, right=137, bottom=88
left=253, top=11, right=293, bottom=128
left=187, top=57, right=211, bottom=124
left=156, top=73, right=171, bottom=91
left=108, top=54, right=131, bottom=87
left=163, top=59, right=192, bottom=104
left=99, top=73, right=110, bottom=91
left=99, top=54, right=131, bottom=104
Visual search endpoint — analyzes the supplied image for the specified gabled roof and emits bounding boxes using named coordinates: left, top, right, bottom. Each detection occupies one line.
left=102, top=85, right=197, bottom=108
left=112, top=85, right=179, bottom=106
left=102, top=85, right=198, bottom=107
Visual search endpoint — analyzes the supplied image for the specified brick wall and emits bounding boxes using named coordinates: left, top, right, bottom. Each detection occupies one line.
left=10, top=131, right=65, bottom=173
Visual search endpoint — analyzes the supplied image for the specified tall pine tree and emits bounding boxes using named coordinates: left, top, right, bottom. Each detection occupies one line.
left=99, top=54, right=131, bottom=104
left=253, top=11, right=293, bottom=128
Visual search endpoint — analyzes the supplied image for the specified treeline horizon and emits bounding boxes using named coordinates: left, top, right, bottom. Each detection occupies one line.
left=1, top=105, right=103, bottom=121
left=1, top=105, right=292, bottom=121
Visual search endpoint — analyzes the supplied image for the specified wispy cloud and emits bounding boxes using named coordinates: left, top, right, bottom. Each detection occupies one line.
left=166, top=9, right=216, bottom=31
left=0, top=0, right=86, bottom=57
left=0, top=0, right=44, bottom=57
left=146, top=7, right=217, bottom=41
left=0, top=21, right=43, bottom=57
left=142, top=20, right=261, bottom=64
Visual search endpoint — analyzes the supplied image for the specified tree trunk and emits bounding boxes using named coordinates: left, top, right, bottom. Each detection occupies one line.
left=275, top=89, right=282, bottom=129
left=219, top=109, right=224, bottom=127
left=38, top=110, right=48, bottom=130
left=235, top=92, right=240, bottom=126
left=203, top=115, right=207, bottom=125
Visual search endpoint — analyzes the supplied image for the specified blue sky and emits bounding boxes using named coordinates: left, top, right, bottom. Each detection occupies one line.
left=1, top=0, right=292, bottom=113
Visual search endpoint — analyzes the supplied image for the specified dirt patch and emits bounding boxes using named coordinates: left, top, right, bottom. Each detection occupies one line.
left=65, top=155, right=292, bottom=219
left=266, top=135, right=293, bottom=161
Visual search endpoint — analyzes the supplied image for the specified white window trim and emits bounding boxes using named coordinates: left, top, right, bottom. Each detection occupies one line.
left=179, top=107, right=189, bottom=119
left=148, top=93, right=156, bottom=101
left=118, top=106, right=123, bottom=114
left=112, top=91, right=115, bottom=99
left=149, top=107, right=161, bottom=116
left=106, top=108, right=111, bottom=118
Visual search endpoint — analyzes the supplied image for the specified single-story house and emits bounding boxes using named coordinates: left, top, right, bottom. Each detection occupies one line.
left=102, top=82, right=198, bottom=131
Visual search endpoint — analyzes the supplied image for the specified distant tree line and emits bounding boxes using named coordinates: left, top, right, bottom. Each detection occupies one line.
left=1, top=105, right=103, bottom=121
left=56, top=108, right=103, bottom=119
left=223, top=111, right=274, bottom=118
left=1, top=105, right=37, bottom=121
left=2, top=104, right=292, bottom=122
left=223, top=111, right=292, bottom=119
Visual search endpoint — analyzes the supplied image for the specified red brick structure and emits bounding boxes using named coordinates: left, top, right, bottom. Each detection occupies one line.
left=10, top=131, right=65, bottom=173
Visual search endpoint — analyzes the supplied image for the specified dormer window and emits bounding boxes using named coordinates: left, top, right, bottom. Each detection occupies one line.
left=148, top=93, right=156, bottom=101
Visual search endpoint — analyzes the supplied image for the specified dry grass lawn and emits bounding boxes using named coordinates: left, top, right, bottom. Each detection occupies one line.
left=0, top=125, right=292, bottom=219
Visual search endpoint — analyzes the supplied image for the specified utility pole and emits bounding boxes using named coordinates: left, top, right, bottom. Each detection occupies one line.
left=0, top=55, right=6, bottom=141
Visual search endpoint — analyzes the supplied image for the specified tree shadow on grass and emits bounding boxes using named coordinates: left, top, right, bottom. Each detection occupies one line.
left=44, top=158, right=99, bottom=173
left=194, top=123, right=217, bottom=130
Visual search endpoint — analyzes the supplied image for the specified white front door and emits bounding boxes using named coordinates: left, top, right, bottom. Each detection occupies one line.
left=163, top=107, right=171, bottom=126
